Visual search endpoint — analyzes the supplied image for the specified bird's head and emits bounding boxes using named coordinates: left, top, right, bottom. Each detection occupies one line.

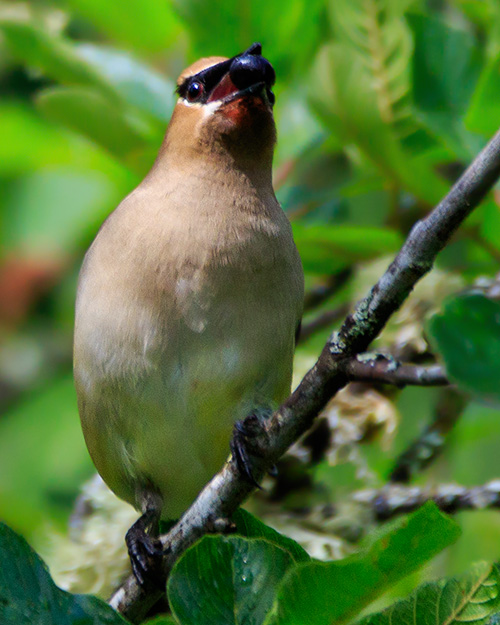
left=159, top=44, right=277, bottom=172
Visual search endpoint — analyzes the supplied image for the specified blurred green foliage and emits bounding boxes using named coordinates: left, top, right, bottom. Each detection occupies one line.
left=1, top=0, right=500, bottom=605
left=429, top=295, right=500, bottom=401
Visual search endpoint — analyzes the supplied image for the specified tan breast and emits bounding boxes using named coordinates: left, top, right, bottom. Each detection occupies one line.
left=74, top=164, right=303, bottom=515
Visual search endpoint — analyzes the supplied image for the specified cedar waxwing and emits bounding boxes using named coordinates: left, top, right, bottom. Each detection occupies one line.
left=73, top=43, right=304, bottom=583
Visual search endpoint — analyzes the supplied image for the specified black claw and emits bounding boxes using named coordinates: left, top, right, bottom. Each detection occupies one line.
left=125, top=510, right=165, bottom=588
left=230, top=416, right=264, bottom=489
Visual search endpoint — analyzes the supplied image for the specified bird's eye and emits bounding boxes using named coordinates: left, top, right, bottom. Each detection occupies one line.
left=186, top=81, right=204, bottom=102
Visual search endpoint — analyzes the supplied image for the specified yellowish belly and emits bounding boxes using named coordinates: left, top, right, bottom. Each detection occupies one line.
left=77, top=316, right=294, bottom=519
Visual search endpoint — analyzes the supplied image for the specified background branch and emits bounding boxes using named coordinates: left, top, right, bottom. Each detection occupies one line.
left=111, top=129, right=500, bottom=622
left=345, top=355, right=449, bottom=387
left=353, top=481, right=500, bottom=519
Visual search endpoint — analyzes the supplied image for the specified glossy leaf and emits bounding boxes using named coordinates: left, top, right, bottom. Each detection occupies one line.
left=264, top=502, right=460, bottom=625
left=232, top=508, right=311, bottom=563
left=428, top=294, right=500, bottom=402
left=358, top=562, right=500, bottom=624
left=168, top=535, right=295, bottom=625
left=0, top=523, right=129, bottom=624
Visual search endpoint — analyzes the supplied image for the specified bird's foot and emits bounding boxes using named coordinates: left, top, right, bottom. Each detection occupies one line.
left=126, top=510, right=165, bottom=588
left=230, top=412, right=269, bottom=488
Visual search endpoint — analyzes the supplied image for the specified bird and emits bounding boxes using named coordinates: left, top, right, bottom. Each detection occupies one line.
left=73, top=43, right=304, bottom=584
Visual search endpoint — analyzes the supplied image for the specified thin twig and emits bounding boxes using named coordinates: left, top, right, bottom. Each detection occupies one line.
left=353, top=481, right=500, bottom=520
left=345, top=354, right=449, bottom=387
left=110, top=128, right=500, bottom=622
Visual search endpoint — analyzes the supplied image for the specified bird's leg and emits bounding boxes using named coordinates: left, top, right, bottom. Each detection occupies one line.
left=125, top=507, right=165, bottom=588
left=230, top=410, right=270, bottom=488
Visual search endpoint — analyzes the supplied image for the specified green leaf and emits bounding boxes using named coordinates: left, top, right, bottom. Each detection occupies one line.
left=264, top=502, right=460, bottom=625
left=0, top=19, right=113, bottom=96
left=0, top=18, right=175, bottom=138
left=428, top=294, right=500, bottom=402
left=358, top=562, right=500, bottom=624
left=144, top=617, right=179, bottom=625
left=328, top=0, right=414, bottom=139
left=311, top=39, right=449, bottom=206
left=60, top=0, right=181, bottom=53
left=168, top=535, right=295, bottom=625
left=0, top=19, right=174, bottom=131
left=232, top=509, right=311, bottom=563
left=0, top=103, right=136, bottom=190
left=313, top=0, right=454, bottom=207
left=75, top=44, right=176, bottom=124
left=36, top=87, right=150, bottom=157
left=409, top=13, right=484, bottom=159
left=292, top=224, right=403, bottom=274
left=411, top=13, right=481, bottom=116
left=0, top=523, right=129, bottom=624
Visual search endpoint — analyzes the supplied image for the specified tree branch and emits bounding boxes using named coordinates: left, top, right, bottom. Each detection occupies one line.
left=353, top=481, right=500, bottom=520
left=345, top=354, right=449, bottom=387
left=110, top=129, right=500, bottom=622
